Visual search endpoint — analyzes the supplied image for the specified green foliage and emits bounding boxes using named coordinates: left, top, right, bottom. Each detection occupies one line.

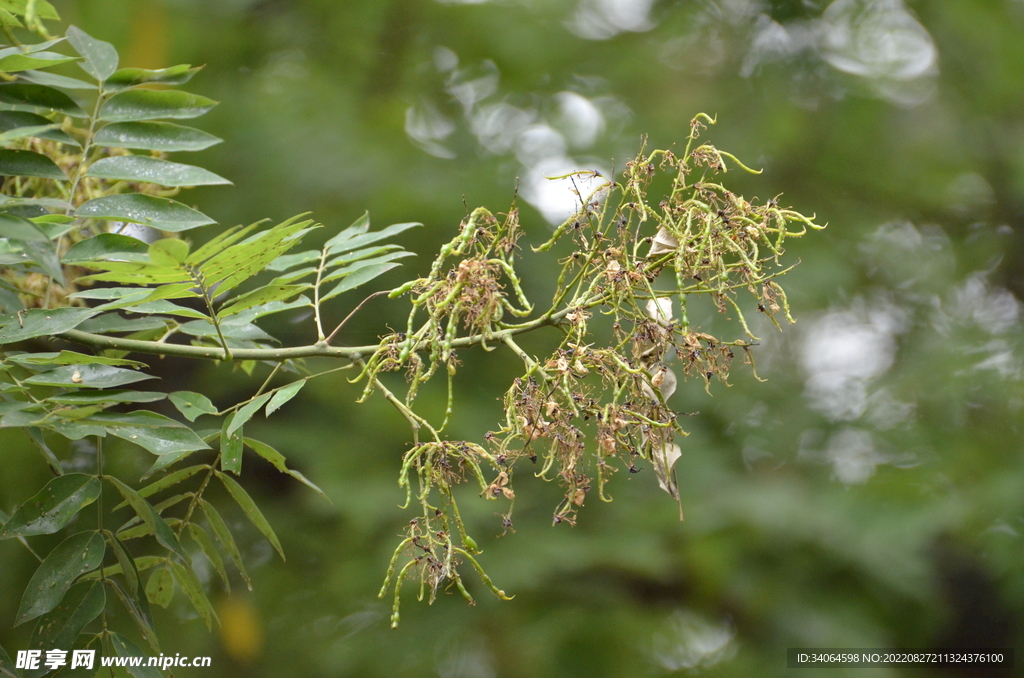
left=0, top=11, right=823, bottom=670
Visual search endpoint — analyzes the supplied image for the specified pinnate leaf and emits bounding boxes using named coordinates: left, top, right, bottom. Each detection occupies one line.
left=0, top=474, right=101, bottom=539
left=16, top=531, right=105, bottom=625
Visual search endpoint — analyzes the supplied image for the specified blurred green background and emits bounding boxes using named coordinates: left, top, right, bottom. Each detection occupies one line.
left=2, top=0, right=1023, bottom=676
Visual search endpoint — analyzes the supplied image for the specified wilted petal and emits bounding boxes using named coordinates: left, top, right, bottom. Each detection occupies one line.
left=646, top=297, right=674, bottom=324
left=648, top=227, right=679, bottom=256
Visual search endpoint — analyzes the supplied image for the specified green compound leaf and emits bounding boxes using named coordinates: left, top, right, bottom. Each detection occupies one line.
left=105, top=532, right=140, bottom=596
left=0, top=111, right=78, bottom=145
left=0, top=1, right=60, bottom=20
left=65, top=25, right=118, bottom=81
left=169, top=391, right=218, bottom=421
left=216, top=470, right=284, bottom=560
left=188, top=523, right=230, bottom=591
left=16, top=68, right=94, bottom=91
left=245, top=437, right=327, bottom=500
left=23, top=364, right=153, bottom=388
left=220, top=411, right=243, bottom=474
left=104, top=64, right=202, bottom=92
left=0, top=83, right=87, bottom=117
left=107, top=577, right=158, bottom=653
left=106, top=476, right=188, bottom=561
left=169, top=561, right=216, bottom=630
left=86, top=155, right=230, bottom=187
left=321, top=262, right=402, bottom=302
left=6, top=350, right=146, bottom=368
left=75, top=194, right=216, bottom=232
left=49, top=390, right=166, bottom=405
left=144, top=566, right=174, bottom=609
left=113, top=464, right=207, bottom=511
left=0, top=149, right=68, bottom=180
left=201, top=498, right=251, bottom=590
left=108, top=632, right=161, bottom=678
left=93, top=121, right=221, bottom=152
left=25, top=580, right=104, bottom=665
left=62, top=233, right=149, bottom=264
left=0, top=474, right=101, bottom=539
left=265, top=379, right=306, bottom=416
left=97, top=411, right=211, bottom=457
left=0, top=307, right=95, bottom=344
left=217, top=284, right=307, bottom=319
left=99, top=89, right=217, bottom=122
left=16, top=531, right=106, bottom=626
left=226, top=393, right=271, bottom=438
left=0, top=51, right=78, bottom=73
left=324, top=220, right=420, bottom=255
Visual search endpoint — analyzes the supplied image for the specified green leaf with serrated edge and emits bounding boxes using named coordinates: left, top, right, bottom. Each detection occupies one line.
left=0, top=83, right=87, bottom=117
left=0, top=51, right=78, bottom=73
left=93, top=120, right=221, bottom=152
left=17, top=69, right=94, bottom=90
left=99, top=89, right=217, bottom=122
left=144, top=566, right=174, bottom=608
left=217, top=284, right=307, bottom=319
left=220, top=412, right=243, bottom=474
left=0, top=307, right=94, bottom=343
left=104, top=532, right=139, bottom=596
left=104, top=423, right=210, bottom=457
left=0, top=149, right=67, bottom=180
left=6, top=350, right=146, bottom=368
left=16, top=531, right=105, bottom=625
left=0, top=474, right=100, bottom=539
left=201, top=499, right=251, bottom=590
left=113, top=466, right=207, bottom=513
left=245, top=437, right=328, bottom=501
left=169, top=391, right=217, bottom=421
left=109, top=630, right=162, bottom=672
left=87, top=155, right=231, bottom=187
left=75, top=194, right=216, bottom=232
left=24, top=364, right=153, bottom=388
left=24, top=580, right=104, bottom=669
left=216, top=470, right=284, bottom=560
left=106, top=476, right=188, bottom=561
left=0, top=0, right=60, bottom=20
left=62, top=233, right=149, bottom=264
left=226, top=393, right=271, bottom=438
left=321, top=251, right=414, bottom=284
left=49, top=390, right=165, bottom=405
left=74, top=313, right=168, bottom=334
left=104, top=64, right=202, bottom=92
left=0, top=642, right=18, bottom=678
left=321, top=262, right=401, bottom=302
left=66, top=25, right=118, bottom=81
left=188, top=523, right=230, bottom=591
left=266, top=248, right=320, bottom=272
left=0, top=112, right=79, bottom=146
left=169, top=561, right=216, bottom=630
left=325, top=221, right=421, bottom=255
left=266, top=379, right=306, bottom=416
